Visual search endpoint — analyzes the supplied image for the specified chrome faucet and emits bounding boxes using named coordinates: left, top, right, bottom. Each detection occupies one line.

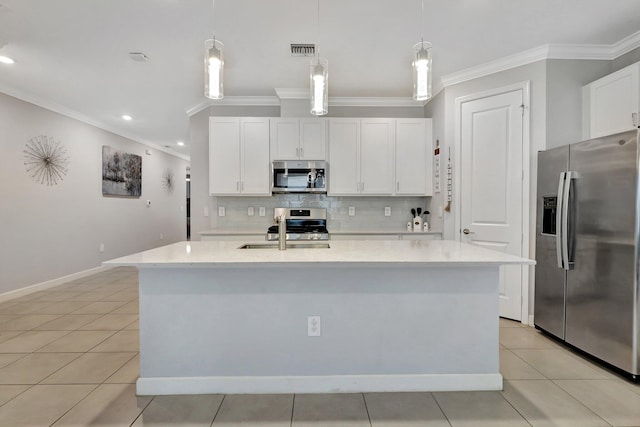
left=278, top=213, right=287, bottom=250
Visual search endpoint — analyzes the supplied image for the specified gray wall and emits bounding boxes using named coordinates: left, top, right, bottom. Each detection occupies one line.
left=546, top=59, right=612, bottom=149
left=0, top=92, right=189, bottom=294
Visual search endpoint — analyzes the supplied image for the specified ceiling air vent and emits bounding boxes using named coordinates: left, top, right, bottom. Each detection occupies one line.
left=290, top=44, right=315, bottom=57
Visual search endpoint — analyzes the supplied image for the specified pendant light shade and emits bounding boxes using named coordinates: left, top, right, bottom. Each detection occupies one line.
left=412, top=41, right=432, bottom=101
left=310, top=57, right=328, bottom=116
left=204, top=39, right=224, bottom=99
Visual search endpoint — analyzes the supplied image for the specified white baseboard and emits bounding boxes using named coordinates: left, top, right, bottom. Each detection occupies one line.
left=528, top=314, right=535, bottom=326
left=0, top=266, right=113, bottom=303
left=136, top=373, right=503, bottom=396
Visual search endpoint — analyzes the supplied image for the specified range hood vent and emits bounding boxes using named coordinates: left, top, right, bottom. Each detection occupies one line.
left=290, top=44, right=315, bottom=57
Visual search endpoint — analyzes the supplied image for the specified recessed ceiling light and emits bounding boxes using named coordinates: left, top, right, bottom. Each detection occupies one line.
left=128, top=52, right=149, bottom=62
left=0, top=55, right=14, bottom=64
left=177, top=141, right=185, bottom=146
left=122, top=115, right=132, bottom=121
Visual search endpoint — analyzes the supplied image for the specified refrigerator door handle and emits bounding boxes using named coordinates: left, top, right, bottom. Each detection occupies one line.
left=556, top=172, right=566, bottom=269
left=561, top=171, right=575, bottom=271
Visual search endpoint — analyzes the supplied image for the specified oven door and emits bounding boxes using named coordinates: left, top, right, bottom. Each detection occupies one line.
left=272, top=161, right=327, bottom=194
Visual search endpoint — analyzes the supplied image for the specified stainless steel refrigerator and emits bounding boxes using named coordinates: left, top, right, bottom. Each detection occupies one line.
left=535, top=129, right=639, bottom=380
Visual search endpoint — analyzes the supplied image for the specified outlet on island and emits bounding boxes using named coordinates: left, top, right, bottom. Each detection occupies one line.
left=307, top=316, right=321, bottom=337
left=348, top=207, right=355, bottom=217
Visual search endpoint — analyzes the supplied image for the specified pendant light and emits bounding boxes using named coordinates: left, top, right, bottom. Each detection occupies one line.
left=412, top=0, right=432, bottom=101
left=204, top=0, right=224, bottom=99
left=310, top=0, right=328, bottom=116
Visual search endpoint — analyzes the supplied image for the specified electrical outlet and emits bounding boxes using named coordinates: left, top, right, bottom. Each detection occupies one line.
left=307, top=316, right=321, bottom=337
left=348, top=206, right=355, bottom=216
left=218, top=207, right=225, bottom=217
left=203, top=207, right=209, bottom=217
left=160, top=233, right=164, bottom=240
left=247, top=207, right=254, bottom=216
left=384, top=206, right=391, bottom=216
left=99, top=243, right=105, bottom=253
left=259, top=207, right=266, bottom=217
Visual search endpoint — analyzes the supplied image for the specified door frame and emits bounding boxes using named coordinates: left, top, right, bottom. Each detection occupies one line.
left=454, top=81, right=531, bottom=323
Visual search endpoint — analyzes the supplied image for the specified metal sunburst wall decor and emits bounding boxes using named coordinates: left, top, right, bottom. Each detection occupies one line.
left=24, top=135, right=70, bottom=186
left=162, top=169, right=175, bottom=193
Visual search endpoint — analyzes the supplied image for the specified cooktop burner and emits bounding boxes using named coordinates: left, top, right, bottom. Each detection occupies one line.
left=267, top=208, right=329, bottom=241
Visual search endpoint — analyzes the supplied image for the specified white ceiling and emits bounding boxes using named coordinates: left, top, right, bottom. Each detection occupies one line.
left=1, top=0, right=640, bottom=158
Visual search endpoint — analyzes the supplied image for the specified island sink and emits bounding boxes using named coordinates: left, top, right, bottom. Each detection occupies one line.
left=238, top=242, right=330, bottom=249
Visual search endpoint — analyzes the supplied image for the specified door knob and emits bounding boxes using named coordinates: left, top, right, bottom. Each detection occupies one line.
left=463, top=228, right=475, bottom=235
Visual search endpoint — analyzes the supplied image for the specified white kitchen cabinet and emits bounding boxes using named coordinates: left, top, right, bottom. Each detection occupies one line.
left=360, top=119, right=395, bottom=194
left=328, top=119, right=360, bottom=194
left=270, top=118, right=326, bottom=160
left=395, top=118, right=433, bottom=196
left=328, top=118, right=394, bottom=196
left=583, top=62, right=640, bottom=139
left=209, top=117, right=270, bottom=196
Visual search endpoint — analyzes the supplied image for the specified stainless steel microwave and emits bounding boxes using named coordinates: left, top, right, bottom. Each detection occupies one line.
left=272, top=160, right=327, bottom=194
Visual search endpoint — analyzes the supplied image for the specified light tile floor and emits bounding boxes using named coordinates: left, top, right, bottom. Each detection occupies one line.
left=0, top=267, right=638, bottom=426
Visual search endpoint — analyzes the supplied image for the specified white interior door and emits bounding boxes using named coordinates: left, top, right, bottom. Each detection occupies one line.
left=459, top=89, right=524, bottom=321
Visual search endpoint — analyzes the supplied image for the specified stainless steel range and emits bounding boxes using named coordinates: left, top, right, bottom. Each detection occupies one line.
left=267, top=208, right=329, bottom=241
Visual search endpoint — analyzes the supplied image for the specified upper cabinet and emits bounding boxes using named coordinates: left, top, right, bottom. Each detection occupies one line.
left=209, top=117, right=270, bottom=196
left=328, top=118, right=432, bottom=196
left=583, top=62, right=640, bottom=139
left=395, top=118, right=433, bottom=196
left=270, top=118, right=326, bottom=160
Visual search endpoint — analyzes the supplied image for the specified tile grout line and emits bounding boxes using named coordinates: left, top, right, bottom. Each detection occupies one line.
left=209, top=393, right=226, bottom=426
left=360, top=392, right=373, bottom=427
left=430, top=392, right=455, bottom=427
left=496, top=381, right=534, bottom=427
left=549, top=379, right=615, bottom=427
left=47, top=383, right=101, bottom=427
left=129, top=394, right=156, bottom=427
left=289, top=393, right=295, bottom=427
left=502, top=347, right=548, bottom=379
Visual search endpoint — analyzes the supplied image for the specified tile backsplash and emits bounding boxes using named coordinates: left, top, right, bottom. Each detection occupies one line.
left=213, top=195, right=435, bottom=231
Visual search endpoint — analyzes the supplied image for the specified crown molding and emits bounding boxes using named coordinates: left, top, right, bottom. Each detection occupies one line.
left=0, top=84, right=190, bottom=162
left=330, top=97, right=426, bottom=107
left=611, top=30, right=640, bottom=58
left=186, top=96, right=280, bottom=116
left=440, top=30, right=640, bottom=88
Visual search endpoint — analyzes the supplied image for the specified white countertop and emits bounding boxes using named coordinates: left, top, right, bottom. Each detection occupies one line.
left=104, top=240, right=534, bottom=268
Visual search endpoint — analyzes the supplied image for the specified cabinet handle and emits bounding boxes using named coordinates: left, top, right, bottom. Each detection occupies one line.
left=397, top=182, right=400, bottom=192
left=300, top=147, right=304, bottom=158
left=296, top=148, right=299, bottom=157
left=236, top=181, right=239, bottom=192
left=361, top=182, right=365, bottom=192
left=633, top=113, right=638, bottom=127
left=241, top=181, right=244, bottom=192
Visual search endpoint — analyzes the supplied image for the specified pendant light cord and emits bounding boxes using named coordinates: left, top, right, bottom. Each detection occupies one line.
left=420, top=0, right=424, bottom=48
left=316, top=0, right=320, bottom=58
left=212, top=0, right=216, bottom=43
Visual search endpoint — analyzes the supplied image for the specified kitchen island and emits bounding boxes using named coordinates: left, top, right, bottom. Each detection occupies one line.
left=104, top=239, right=533, bottom=396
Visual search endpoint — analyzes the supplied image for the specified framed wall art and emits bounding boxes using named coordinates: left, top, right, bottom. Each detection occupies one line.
left=101, top=146, right=142, bottom=197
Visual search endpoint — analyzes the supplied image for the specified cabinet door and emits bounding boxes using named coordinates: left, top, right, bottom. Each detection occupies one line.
left=328, top=119, right=360, bottom=195
left=395, top=119, right=433, bottom=196
left=360, top=118, right=394, bottom=195
left=209, top=117, right=241, bottom=195
left=588, top=63, right=640, bottom=138
left=300, top=119, right=326, bottom=160
left=270, top=119, right=299, bottom=160
left=240, top=118, right=271, bottom=195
